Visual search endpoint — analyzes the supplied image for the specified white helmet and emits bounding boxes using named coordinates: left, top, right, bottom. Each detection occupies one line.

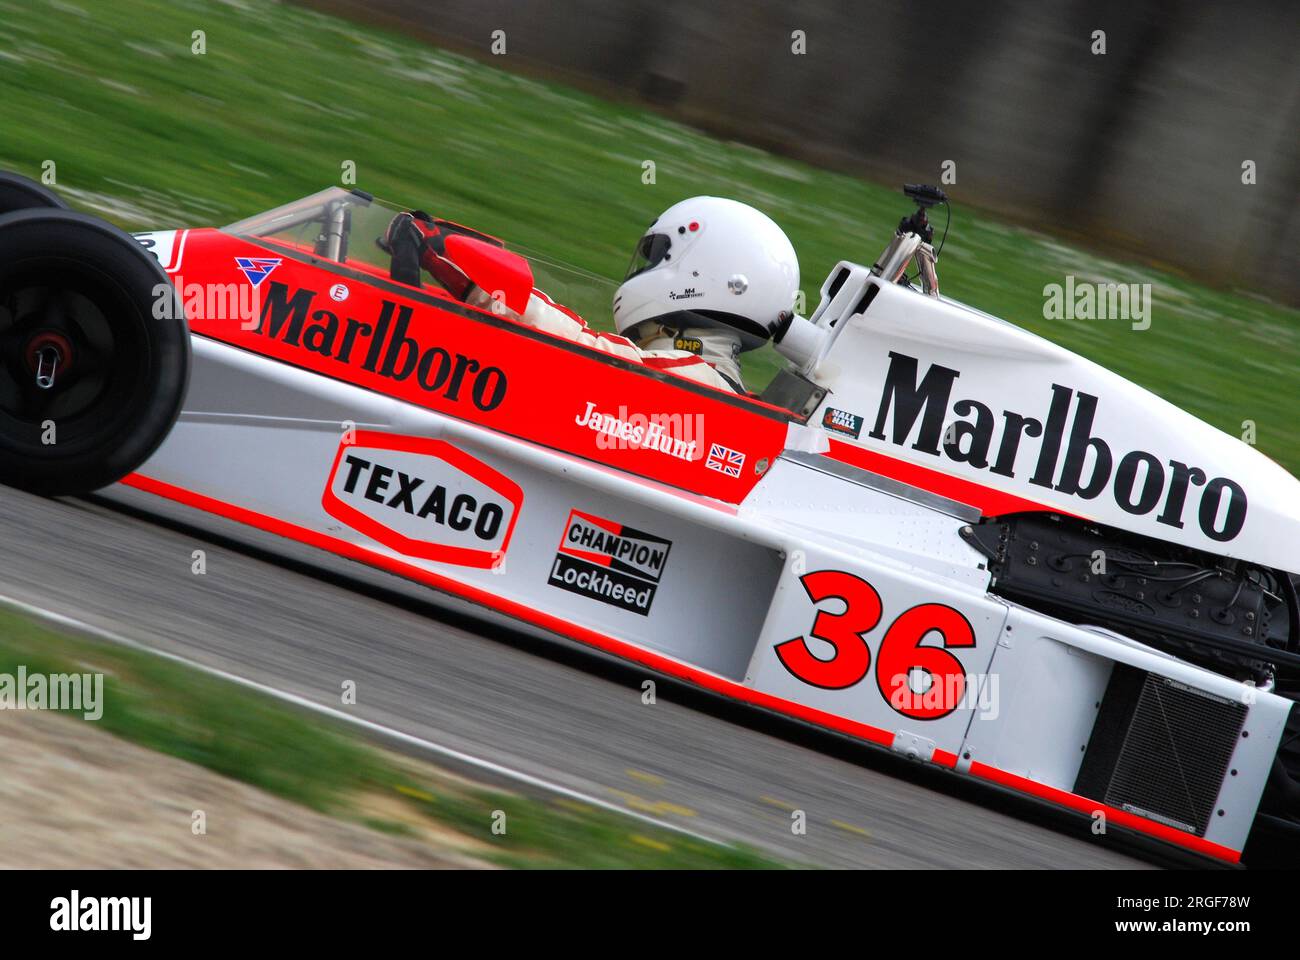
left=612, top=197, right=799, bottom=351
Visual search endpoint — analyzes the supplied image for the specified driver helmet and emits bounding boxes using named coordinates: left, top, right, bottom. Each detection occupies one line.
left=612, top=197, right=799, bottom=351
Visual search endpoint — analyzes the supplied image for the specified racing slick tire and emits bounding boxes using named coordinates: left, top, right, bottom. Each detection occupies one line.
left=0, top=209, right=189, bottom=496
left=0, top=171, right=69, bottom=215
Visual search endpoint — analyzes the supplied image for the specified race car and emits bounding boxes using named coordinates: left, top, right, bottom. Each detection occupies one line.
left=1, top=171, right=1296, bottom=866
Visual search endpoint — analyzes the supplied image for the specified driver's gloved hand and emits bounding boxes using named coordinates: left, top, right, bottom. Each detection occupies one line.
left=382, top=211, right=474, bottom=300
left=382, top=212, right=426, bottom=287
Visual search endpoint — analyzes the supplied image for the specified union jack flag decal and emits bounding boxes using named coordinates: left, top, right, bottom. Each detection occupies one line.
left=705, top=442, right=745, bottom=478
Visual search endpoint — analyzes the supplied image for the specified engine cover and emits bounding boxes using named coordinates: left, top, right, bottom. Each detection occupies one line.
left=963, top=513, right=1291, bottom=680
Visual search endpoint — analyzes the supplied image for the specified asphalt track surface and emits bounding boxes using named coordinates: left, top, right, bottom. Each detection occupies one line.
left=0, top=483, right=1157, bottom=868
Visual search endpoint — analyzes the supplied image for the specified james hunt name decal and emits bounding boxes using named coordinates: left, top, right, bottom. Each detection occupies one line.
left=548, top=510, right=672, bottom=616
left=868, top=351, right=1248, bottom=542
left=574, top=400, right=699, bottom=462
left=323, top=431, right=522, bottom=568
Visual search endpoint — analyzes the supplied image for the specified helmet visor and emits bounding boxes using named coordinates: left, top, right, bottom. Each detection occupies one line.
left=623, top=232, right=672, bottom=281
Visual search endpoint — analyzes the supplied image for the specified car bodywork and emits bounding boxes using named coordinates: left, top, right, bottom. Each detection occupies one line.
left=91, top=188, right=1299, bottom=864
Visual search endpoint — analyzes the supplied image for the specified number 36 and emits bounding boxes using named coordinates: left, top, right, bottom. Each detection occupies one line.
left=774, top=569, right=976, bottom=720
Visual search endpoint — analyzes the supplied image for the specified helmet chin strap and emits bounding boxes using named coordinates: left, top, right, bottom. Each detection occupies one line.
left=638, top=325, right=747, bottom=393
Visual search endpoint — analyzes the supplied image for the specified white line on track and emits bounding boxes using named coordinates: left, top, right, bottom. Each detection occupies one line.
left=0, top=590, right=724, bottom=847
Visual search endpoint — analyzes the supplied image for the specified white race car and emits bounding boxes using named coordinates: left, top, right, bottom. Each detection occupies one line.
left=1, top=173, right=1295, bottom=866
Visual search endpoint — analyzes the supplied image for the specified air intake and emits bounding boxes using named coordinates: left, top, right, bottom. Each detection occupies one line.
left=1074, top=665, right=1247, bottom=836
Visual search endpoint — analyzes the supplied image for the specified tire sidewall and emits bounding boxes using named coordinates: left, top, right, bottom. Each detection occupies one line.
left=0, top=209, right=189, bottom=494
left=0, top=171, right=69, bottom=215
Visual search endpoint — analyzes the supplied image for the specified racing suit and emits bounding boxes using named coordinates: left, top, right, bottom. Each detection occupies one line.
left=501, top=291, right=744, bottom=394
left=636, top=325, right=747, bottom=393
left=387, top=211, right=741, bottom=394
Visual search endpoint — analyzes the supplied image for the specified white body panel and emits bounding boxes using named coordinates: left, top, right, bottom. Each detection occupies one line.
left=122, top=335, right=1292, bottom=860
left=801, top=270, right=1300, bottom=571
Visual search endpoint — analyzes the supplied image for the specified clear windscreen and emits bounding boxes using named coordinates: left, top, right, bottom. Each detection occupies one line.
left=225, top=188, right=409, bottom=278
left=224, top=188, right=618, bottom=323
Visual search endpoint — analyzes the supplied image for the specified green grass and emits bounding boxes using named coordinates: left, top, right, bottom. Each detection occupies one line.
left=0, top=607, right=786, bottom=868
left=0, top=612, right=383, bottom=811
left=0, top=0, right=1295, bottom=472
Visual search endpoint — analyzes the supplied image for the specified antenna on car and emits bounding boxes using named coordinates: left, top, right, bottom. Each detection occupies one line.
left=903, top=183, right=947, bottom=208
left=870, top=184, right=952, bottom=295
left=898, top=184, right=947, bottom=245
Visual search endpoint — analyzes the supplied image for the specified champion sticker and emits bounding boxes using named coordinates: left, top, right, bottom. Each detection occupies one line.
left=548, top=510, right=672, bottom=616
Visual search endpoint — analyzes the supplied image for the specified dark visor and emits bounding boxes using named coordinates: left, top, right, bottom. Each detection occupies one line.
left=623, top=232, right=671, bottom=281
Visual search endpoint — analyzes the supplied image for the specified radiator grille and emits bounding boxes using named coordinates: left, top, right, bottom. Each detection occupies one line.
left=1075, top=668, right=1247, bottom=836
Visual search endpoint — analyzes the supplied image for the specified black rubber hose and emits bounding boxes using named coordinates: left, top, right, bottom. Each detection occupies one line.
left=1281, top=571, right=1300, bottom=655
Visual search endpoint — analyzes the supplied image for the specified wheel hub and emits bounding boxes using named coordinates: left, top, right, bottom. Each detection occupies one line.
left=22, top=330, right=73, bottom=390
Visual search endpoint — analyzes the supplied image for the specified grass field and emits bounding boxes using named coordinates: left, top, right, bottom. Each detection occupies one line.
left=0, top=0, right=1295, bottom=472
left=0, top=607, right=786, bottom=868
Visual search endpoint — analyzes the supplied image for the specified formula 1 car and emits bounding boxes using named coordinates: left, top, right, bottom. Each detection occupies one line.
left=1, top=171, right=1296, bottom=866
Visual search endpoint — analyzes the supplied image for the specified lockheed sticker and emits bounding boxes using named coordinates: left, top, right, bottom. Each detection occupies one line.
left=548, top=510, right=672, bottom=616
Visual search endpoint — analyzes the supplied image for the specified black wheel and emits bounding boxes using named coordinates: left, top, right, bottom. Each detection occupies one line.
left=0, top=209, right=189, bottom=495
left=0, top=171, right=68, bottom=215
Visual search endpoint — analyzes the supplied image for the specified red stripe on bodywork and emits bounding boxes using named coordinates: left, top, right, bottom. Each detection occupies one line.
left=968, top=760, right=1240, bottom=863
left=931, top=748, right=959, bottom=768
left=823, top=438, right=1073, bottom=518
